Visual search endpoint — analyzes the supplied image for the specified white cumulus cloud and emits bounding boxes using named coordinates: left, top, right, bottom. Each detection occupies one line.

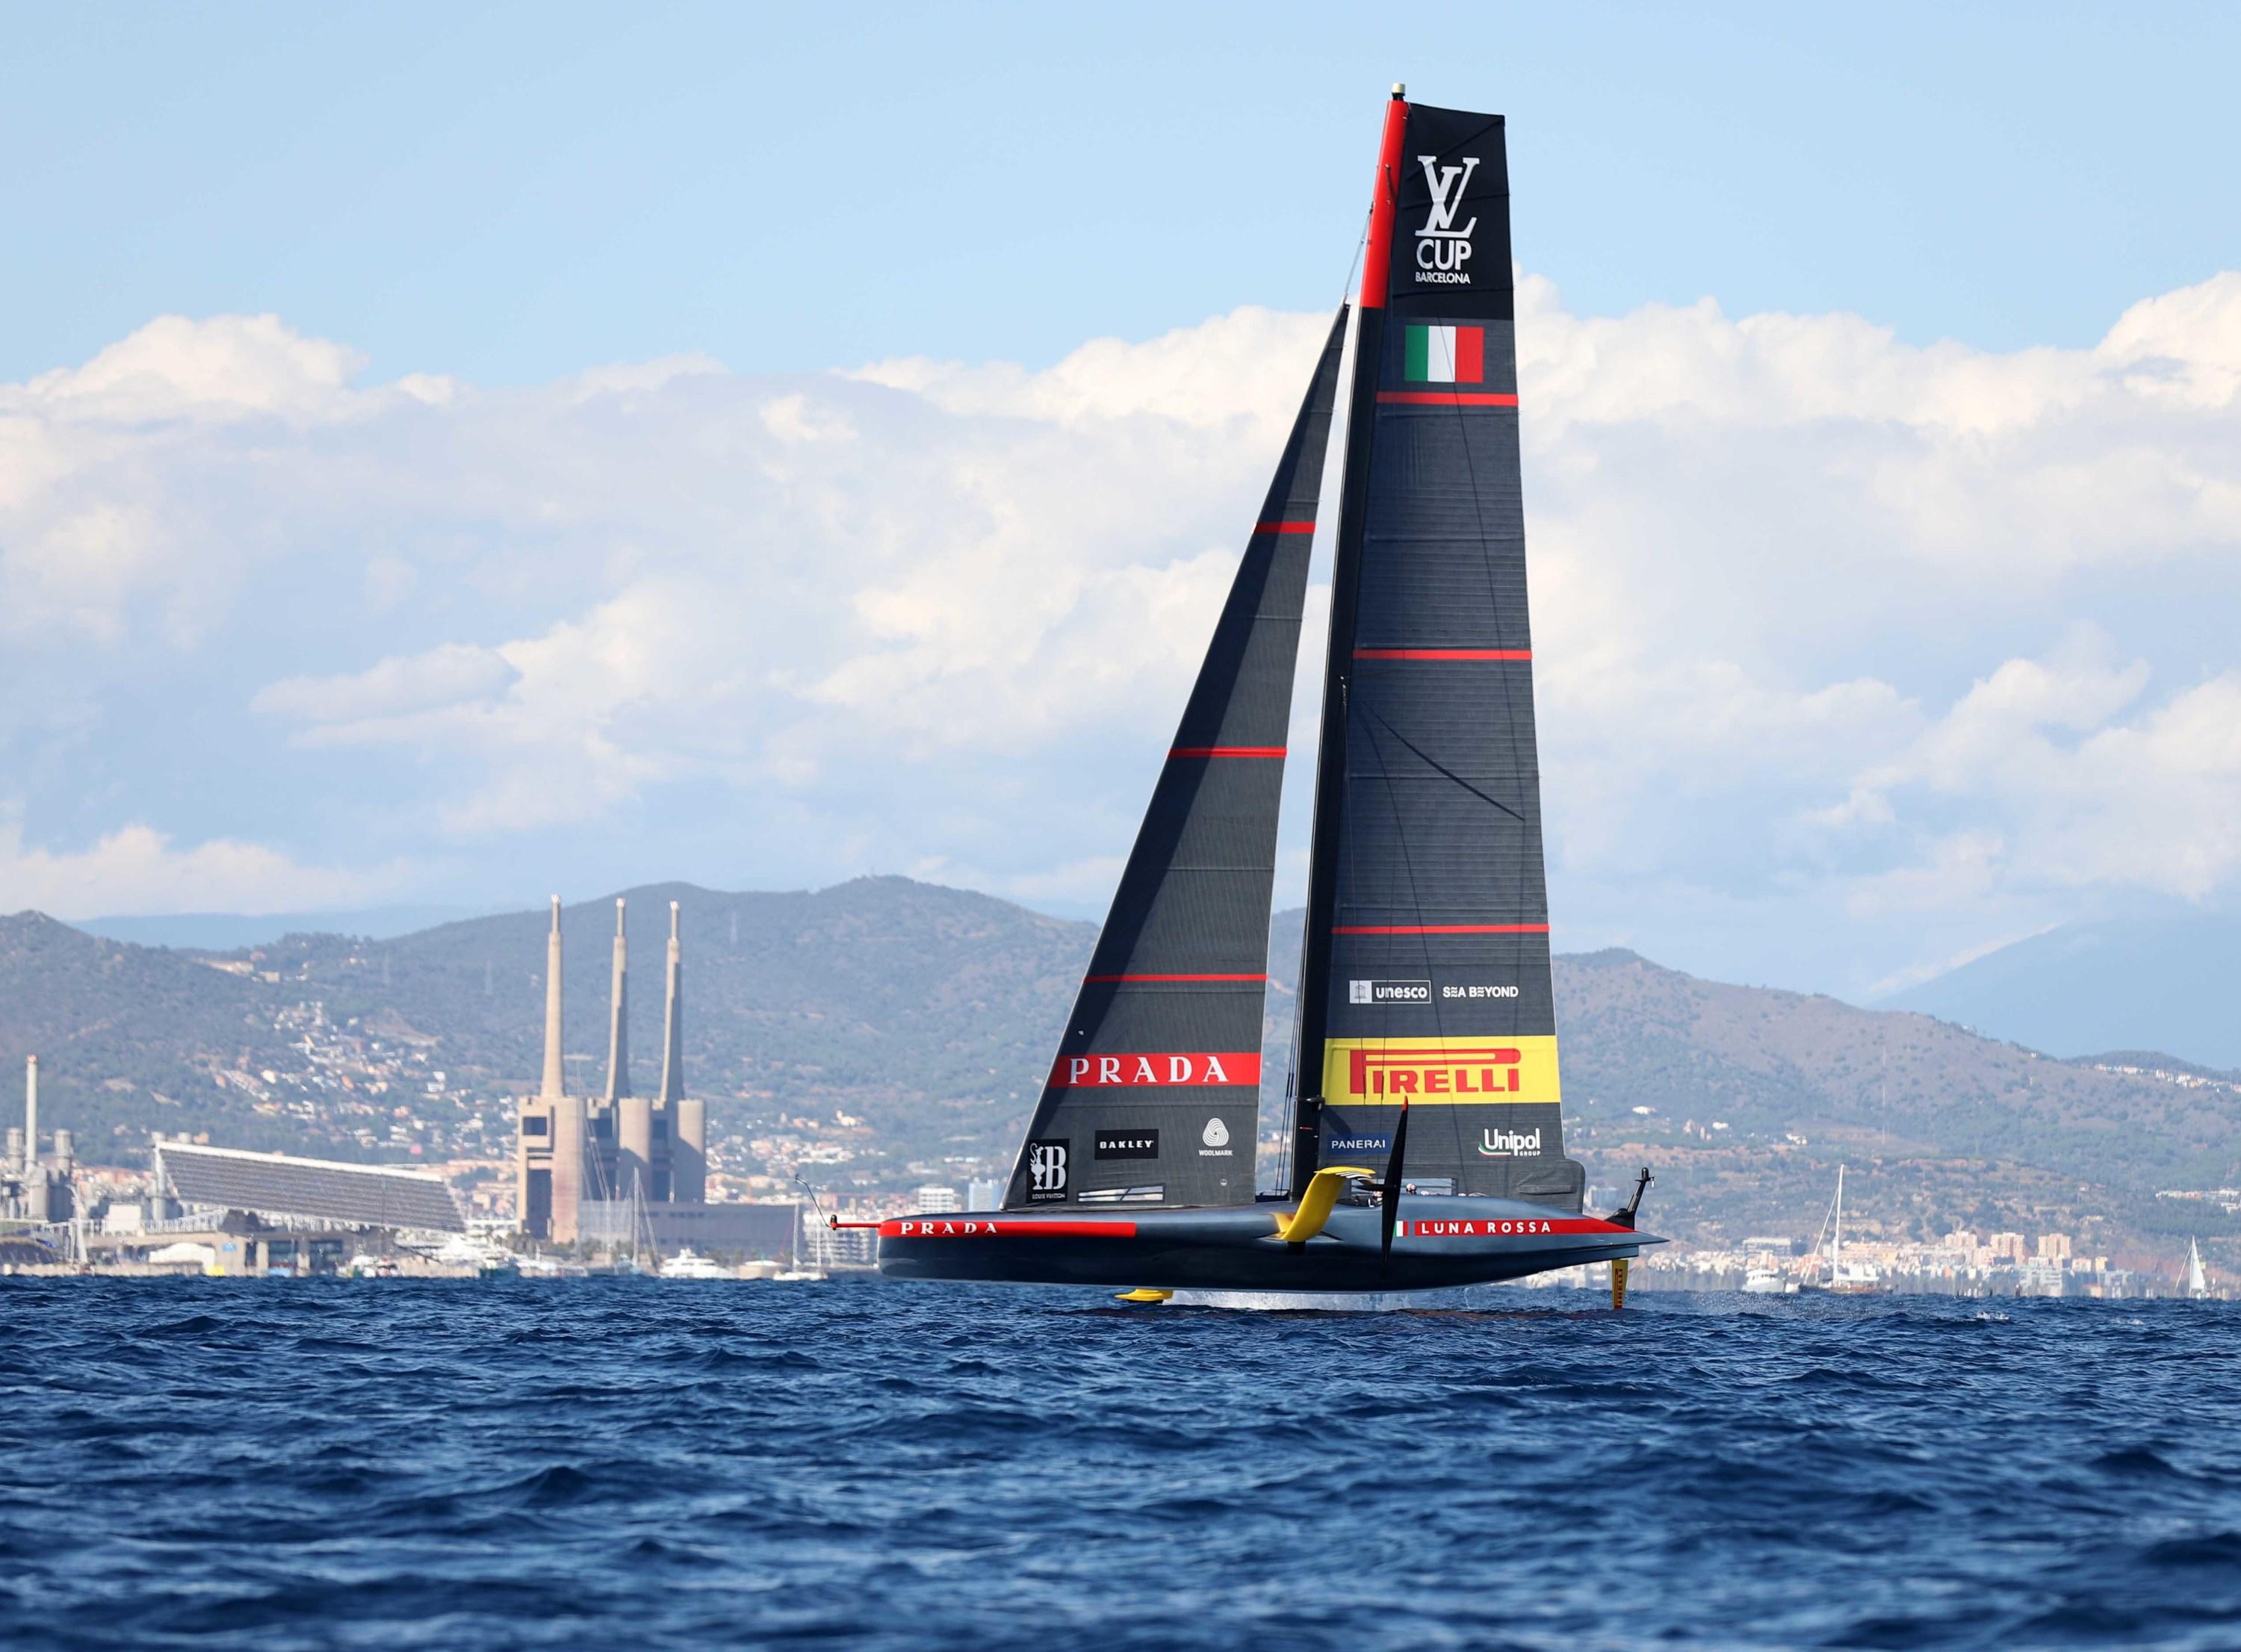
left=0, top=815, right=405, bottom=920
left=1, top=276, right=2238, bottom=996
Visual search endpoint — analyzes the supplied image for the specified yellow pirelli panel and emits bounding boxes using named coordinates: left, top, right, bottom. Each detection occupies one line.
left=1321, top=1035, right=1562, bottom=1107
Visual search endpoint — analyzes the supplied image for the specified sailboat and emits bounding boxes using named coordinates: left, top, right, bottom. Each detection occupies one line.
left=2186, top=1238, right=2210, bottom=1299
left=872, top=87, right=1663, bottom=1301
left=1800, top=1164, right=1878, bottom=1294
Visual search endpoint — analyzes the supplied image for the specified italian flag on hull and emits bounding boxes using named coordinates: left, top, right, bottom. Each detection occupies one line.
left=1404, top=324, right=1485, bottom=385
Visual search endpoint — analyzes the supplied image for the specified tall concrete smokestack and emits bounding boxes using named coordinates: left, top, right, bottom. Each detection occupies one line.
left=540, top=896, right=565, bottom=1099
left=22, top=1054, right=36, bottom=1177
left=658, top=901, right=684, bottom=1105
left=604, top=898, right=632, bottom=1100
left=663, top=902, right=707, bottom=1203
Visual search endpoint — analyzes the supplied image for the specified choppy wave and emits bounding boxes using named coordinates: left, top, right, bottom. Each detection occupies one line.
left=1, top=1279, right=2237, bottom=1651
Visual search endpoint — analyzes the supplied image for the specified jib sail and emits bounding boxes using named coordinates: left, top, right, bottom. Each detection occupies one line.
left=1002, top=310, right=1349, bottom=1210
left=1289, top=95, right=1586, bottom=1210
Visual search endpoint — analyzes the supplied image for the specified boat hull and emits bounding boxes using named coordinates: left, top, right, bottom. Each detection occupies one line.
left=875, top=1196, right=1661, bottom=1293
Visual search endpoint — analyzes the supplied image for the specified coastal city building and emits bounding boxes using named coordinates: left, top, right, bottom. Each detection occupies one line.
left=1636, top=1228, right=2157, bottom=1299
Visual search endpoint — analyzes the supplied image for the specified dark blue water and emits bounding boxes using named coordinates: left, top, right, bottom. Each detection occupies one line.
left=3, top=1280, right=2237, bottom=1651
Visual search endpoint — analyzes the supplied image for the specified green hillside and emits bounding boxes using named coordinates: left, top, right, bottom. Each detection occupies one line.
left=0, top=912, right=311, bottom=1155
left=1550, top=948, right=2241, bottom=1259
left=6, top=882, right=2235, bottom=1264
left=3, top=879, right=1094, bottom=1170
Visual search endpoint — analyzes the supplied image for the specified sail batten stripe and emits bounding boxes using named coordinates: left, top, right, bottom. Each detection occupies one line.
left=1168, top=745, right=1286, bottom=758
left=1375, top=391, right=1519, bottom=406
left=1354, top=648, right=1531, bottom=661
left=1083, top=973, right=1267, bottom=983
left=1333, top=924, right=1551, bottom=935
left=1253, top=521, right=1317, bottom=533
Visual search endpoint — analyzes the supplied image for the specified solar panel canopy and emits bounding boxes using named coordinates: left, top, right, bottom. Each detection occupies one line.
left=161, top=1145, right=465, bottom=1232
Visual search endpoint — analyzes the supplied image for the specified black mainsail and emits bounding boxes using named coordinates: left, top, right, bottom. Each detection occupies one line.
left=1289, top=94, right=1585, bottom=1209
left=1002, top=311, right=1349, bottom=1211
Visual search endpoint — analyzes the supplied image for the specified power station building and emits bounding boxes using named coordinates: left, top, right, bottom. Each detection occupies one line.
left=515, top=896, right=723, bottom=1246
left=3, top=1055, right=75, bottom=1224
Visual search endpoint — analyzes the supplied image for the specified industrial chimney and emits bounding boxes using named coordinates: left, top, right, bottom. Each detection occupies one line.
left=22, top=1055, right=49, bottom=1222
left=659, top=901, right=684, bottom=1105
left=664, top=904, right=707, bottom=1204
left=604, top=898, right=631, bottom=1101
left=540, top=896, right=564, bottom=1100
left=21, top=1053, right=37, bottom=1181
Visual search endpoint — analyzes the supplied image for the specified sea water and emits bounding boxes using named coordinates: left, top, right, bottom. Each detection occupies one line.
left=3, top=1277, right=2237, bottom=1651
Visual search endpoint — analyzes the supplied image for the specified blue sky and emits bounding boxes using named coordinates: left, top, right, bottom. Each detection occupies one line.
left=4, top=3, right=2240, bottom=1003
left=8, top=2, right=2237, bottom=385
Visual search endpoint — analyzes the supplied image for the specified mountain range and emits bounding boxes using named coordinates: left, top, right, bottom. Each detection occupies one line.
left=4, top=878, right=2235, bottom=1266
left=1883, top=910, right=2241, bottom=1070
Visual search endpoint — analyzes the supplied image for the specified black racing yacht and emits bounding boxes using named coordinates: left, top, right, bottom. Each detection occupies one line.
left=870, top=87, right=1663, bottom=1302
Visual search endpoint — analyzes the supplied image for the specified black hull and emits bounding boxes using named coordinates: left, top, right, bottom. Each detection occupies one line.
left=875, top=1197, right=1661, bottom=1294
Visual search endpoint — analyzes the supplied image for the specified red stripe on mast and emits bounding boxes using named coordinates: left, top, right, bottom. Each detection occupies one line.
left=1169, top=746, right=1286, bottom=758
left=1375, top=391, right=1519, bottom=407
left=1333, top=923, right=1551, bottom=935
left=1253, top=521, right=1316, bottom=534
left=1353, top=648, right=1531, bottom=662
left=1358, top=90, right=1410, bottom=311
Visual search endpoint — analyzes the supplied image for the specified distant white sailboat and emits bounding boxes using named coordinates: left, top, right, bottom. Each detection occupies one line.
left=1803, top=1164, right=1879, bottom=1293
left=2187, top=1238, right=2210, bottom=1299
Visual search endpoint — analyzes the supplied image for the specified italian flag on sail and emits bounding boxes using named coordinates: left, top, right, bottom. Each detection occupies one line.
left=1404, top=324, right=1485, bottom=385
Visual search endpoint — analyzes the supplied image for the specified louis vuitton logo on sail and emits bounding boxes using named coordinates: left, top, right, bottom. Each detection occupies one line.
left=1416, top=154, right=1478, bottom=282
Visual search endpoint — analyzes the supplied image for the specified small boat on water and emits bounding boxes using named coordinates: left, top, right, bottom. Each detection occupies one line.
left=873, top=87, right=1663, bottom=1303
left=658, top=1247, right=733, bottom=1280
left=1743, top=1267, right=1797, bottom=1296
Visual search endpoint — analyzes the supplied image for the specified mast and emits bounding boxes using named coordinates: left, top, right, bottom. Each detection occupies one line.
left=1832, top=1164, right=1845, bottom=1282
left=1291, top=87, right=1410, bottom=1189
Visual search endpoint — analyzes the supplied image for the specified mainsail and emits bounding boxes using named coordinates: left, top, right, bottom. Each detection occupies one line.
left=1290, top=94, right=1586, bottom=1208
left=1002, top=311, right=1349, bottom=1210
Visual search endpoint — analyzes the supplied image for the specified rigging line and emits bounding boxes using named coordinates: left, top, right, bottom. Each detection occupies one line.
left=1356, top=697, right=1525, bottom=822
left=1340, top=205, right=1371, bottom=307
